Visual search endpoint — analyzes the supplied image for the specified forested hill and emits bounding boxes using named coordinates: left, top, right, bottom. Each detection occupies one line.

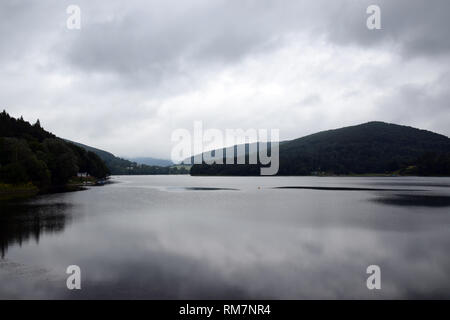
left=68, top=141, right=187, bottom=175
left=0, top=111, right=109, bottom=190
left=190, top=121, right=450, bottom=176
left=128, top=157, right=173, bottom=167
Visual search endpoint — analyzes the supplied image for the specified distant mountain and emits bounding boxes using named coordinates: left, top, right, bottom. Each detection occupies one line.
left=68, top=141, right=187, bottom=175
left=190, top=121, right=450, bottom=176
left=128, top=157, right=173, bottom=167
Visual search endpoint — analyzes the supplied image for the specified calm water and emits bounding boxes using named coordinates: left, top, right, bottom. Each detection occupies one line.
left=1, top=175, right=450, bottom=299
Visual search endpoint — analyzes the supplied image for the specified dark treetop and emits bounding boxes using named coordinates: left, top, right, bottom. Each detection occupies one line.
left=190, top=122, right=450, bottom=176
left=0, top=111, right=109, bottom=189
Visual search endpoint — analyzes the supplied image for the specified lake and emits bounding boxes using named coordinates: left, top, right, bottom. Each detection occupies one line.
left=1, top=175, right=450, bottom=299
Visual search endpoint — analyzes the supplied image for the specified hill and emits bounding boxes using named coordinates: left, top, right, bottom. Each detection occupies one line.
left=68, top=141, right=187, bottom=175
left=182, top=142, right=280, bottom=165
left=0, top=111, right=109, bottom=192
left=190, top=121, right=450, bottom=176
left=127, top=157, right=173, bottom=167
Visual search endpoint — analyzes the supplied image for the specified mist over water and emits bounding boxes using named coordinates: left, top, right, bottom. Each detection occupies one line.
left=1, top=176, right=450, bottom=299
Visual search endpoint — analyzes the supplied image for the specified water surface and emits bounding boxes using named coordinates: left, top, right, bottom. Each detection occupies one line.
left=1, top=175, right=450, bottom=299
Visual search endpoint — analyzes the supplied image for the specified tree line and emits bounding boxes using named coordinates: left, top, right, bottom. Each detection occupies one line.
left=0, top=111, right=110, bottom=189
left=191, top=122, right=450, bottom=176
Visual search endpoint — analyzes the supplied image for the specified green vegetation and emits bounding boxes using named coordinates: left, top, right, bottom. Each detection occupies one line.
left=0, top=111, right=110, bottom=194
left=398, top=152, right=450, bottom=176
left=69, top=140, right=189, bottom=175
left=3, top=112, right=447, bottom=186
left=0, top=183, right=39, bottom=201
left=128, top=157, right=173, bottom=167
left=191, top=122, right=450, bottom=176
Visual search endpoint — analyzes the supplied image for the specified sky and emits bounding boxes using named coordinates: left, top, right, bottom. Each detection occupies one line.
left=1, top=0, right=449, bottom=159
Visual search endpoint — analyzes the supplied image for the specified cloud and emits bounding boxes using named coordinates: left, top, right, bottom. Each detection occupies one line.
left=323, top=0, right=450, bottom=58
left=0, top=0, right=449, bottom=158
left=61, top=0, right=450, bottom=82
left=376, top=71, right=450, bottom=135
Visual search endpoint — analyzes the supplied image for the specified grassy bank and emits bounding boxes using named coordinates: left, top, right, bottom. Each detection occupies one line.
left=0, top=175, right=111, bottom=202
left=0, top=183, right=39, bottom=201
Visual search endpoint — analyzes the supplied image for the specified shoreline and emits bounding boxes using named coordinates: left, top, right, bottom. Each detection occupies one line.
left=0, top=183, right=39, bottom=201
left=0, top=177, right=111, bottom=202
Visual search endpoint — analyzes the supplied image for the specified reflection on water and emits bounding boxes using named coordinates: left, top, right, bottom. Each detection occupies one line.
left=0, top=202, right=71, bottom=258
left=372, top=194, right=450, bottom=207
left=274, top=186, right=426, bottom=191
left=1, top=176, right=450, bottom=299
left=166, top=186, right=239, bottom=191
left=367, top=182, right=450, bottom=188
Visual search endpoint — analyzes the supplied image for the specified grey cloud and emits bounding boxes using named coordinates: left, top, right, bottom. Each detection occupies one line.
left=382, top=0, right=450, bottom=57
left=324, top=0, right=450, bottom=58
left=298, top=94, right=322, bottom=106
left=60, top=0, right=450, bottom=86
left=377, top=72, right=450, bottom=136
left=4, top=0, right=450, bottom=74
left=0, top=1, right=69, bottom=61
left=1, top=0, right=450, bottom=157
left=62, top=0, right=292, bottom=82
left=60, top=1, right=344, bottom=80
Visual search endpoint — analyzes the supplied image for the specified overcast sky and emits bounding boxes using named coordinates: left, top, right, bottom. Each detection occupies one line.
left=1, top=0, right=449, bottom=159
